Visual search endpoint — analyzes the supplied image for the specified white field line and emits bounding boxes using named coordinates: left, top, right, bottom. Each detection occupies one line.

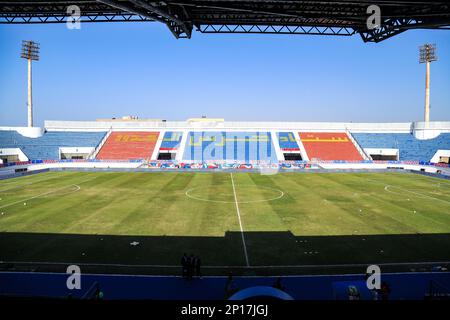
left=185, top=185, right=284, bottom=204
left=0, top=186, right=75, bottom=209
left=432, top=182, right=450, bottom=189
left=365, top=177, right=450, bottom=206
left=230, top=173, right=250, bottom=267
left=0, top=176, right=97, bottom=210
left=0, top=172, right=93, bottom=193
left=2, top=260, right=449, bottom=269
left=0, top=174, right=64, bottom=193
left=384, top=185, right=450, bottom=206
left=0, top=183, right=34, bottom=193
left=39, top=185, right=81, bottom=198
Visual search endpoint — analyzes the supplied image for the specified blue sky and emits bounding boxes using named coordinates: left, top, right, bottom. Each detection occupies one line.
left=0, top=22, right=449, bottom=127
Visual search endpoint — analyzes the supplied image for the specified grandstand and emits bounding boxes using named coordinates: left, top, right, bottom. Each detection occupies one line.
left=353, top=133, right=450, bottom=162
left=299, top=132, right=364, bottom=161
left=277, top=132, right=303, bottom=161
left=0, top=130, right=105, bottom=162
left=95, top=131, right=159, bottom=161
left=182, top=131, right=278, bottom=162
left=157, top=132, right=183, bottom=160
left=1, top=120, right=449, bottom=166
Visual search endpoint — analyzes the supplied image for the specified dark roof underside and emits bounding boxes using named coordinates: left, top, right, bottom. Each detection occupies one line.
left=1, top=1, right=449, bottom=42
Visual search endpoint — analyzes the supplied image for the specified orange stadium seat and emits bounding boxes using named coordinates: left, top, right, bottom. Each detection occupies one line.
left=96, top=131, right=159, bottom=160
left=299, top=132, right=363, bottom=161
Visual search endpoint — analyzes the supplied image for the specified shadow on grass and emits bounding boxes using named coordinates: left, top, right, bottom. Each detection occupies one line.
left=1, top=231, right=449, bottom=275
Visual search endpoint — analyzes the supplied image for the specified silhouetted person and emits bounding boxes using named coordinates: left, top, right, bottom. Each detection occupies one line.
left=225, top=273, right=238, bottom=298
left=187, top=253, right=195, bottom=280
left=194, top=255, right=202, bottom=278
left=348, top=285, right=360, bottom=300
left=380, top=282, right=391, bottom=300
left=181, top=253, right=189, bottom=279
left=273, top=277, right=285, bottom=291
left=94, top=285, right=104, bottom=300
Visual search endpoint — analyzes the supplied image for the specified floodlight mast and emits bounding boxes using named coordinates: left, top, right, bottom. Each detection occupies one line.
left=419, top=44, right=437, bottom=123
left=20, top=40, right=40, bottom=128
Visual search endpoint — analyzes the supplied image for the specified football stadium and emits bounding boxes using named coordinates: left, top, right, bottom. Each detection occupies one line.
left=1, top=0, right=450, bottom=304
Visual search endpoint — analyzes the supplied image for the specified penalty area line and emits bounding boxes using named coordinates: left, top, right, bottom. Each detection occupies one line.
left=230, top=173, right=250, bottom=267
left=0, top=185, right=75, bottom=209
left=384, top=185, right=450, bottom=206
left=0, top=176, right=96, bottom=210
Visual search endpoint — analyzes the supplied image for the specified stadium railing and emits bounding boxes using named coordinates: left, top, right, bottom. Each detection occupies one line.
left=1, top=159, right=449, bottom=170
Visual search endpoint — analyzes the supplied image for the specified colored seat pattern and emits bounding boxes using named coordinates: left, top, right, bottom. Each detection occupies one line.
left=299, top=132, right=363, bottom=161
left=96, top=131, right=159, bottom=160
left=277, top=132, right=300, bottom=151
left=159, top=132, right=183, bottom=151
left=182, top=131, right=278, bottom=162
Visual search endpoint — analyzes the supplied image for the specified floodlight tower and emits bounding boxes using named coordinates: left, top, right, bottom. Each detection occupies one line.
left=419, top=44, right=437, bottom=123
left=21, top=40, right=40, bottom=127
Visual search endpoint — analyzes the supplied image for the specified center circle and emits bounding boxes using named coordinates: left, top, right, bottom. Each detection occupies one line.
left=185, top=184, right=285, bottom=203
left=41, top=185, right=81, bottom=198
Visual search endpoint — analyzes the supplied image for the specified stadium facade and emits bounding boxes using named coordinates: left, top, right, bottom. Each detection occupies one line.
left=1, top=119, right=449, bottom=175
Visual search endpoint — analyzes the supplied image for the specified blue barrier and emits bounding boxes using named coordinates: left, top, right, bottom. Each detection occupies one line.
left=0, top=271, right=448, bottom=300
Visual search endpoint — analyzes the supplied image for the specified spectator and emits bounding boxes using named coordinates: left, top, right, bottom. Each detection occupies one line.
left=194, top=255, right=202, bottom=279
left=188, top=253, right=195, bottom=280
left=380, top=282, right=391, bottom=300
left=94, top=285, right=104, bottom=300
left=181, top=253, right=188, bottom=279
left=371, top=288, right=379, bottom=301
left=347, top=285, right=360, bottom=300
left=272, top=277, right=285, bottom=291
left=225, top=274, right=238, bottom=298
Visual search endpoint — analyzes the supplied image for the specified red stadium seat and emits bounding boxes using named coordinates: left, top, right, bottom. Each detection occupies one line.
left=96, top=131, right=159, bottom=160
left=299, top=132, right=363, bottom=161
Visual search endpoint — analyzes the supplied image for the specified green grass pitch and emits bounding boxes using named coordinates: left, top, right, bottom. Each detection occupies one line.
left=0, top=170, right=449, bottom=275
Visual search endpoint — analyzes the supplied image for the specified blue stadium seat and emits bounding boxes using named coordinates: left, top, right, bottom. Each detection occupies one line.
left=160, top=132, right=183, bottom=150
left=352, top=133, right=450, bottom=161
left=277, top=132, right=300, bottom=151
left=183, top=131, right=278, bottom=162
left=0, top=130, right=106, bottom=160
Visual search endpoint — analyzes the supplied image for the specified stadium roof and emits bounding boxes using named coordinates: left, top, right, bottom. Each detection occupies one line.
left=1, top=1, right=450, bottom=42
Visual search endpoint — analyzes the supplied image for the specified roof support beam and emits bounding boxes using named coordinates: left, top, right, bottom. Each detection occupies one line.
left=128, top=0, right=192, bottom=38
left=359, top=18, right=450, bottom=42
left=96, top=0, right=187, bottom=38
left=1, top=1, right=449, bottom=42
